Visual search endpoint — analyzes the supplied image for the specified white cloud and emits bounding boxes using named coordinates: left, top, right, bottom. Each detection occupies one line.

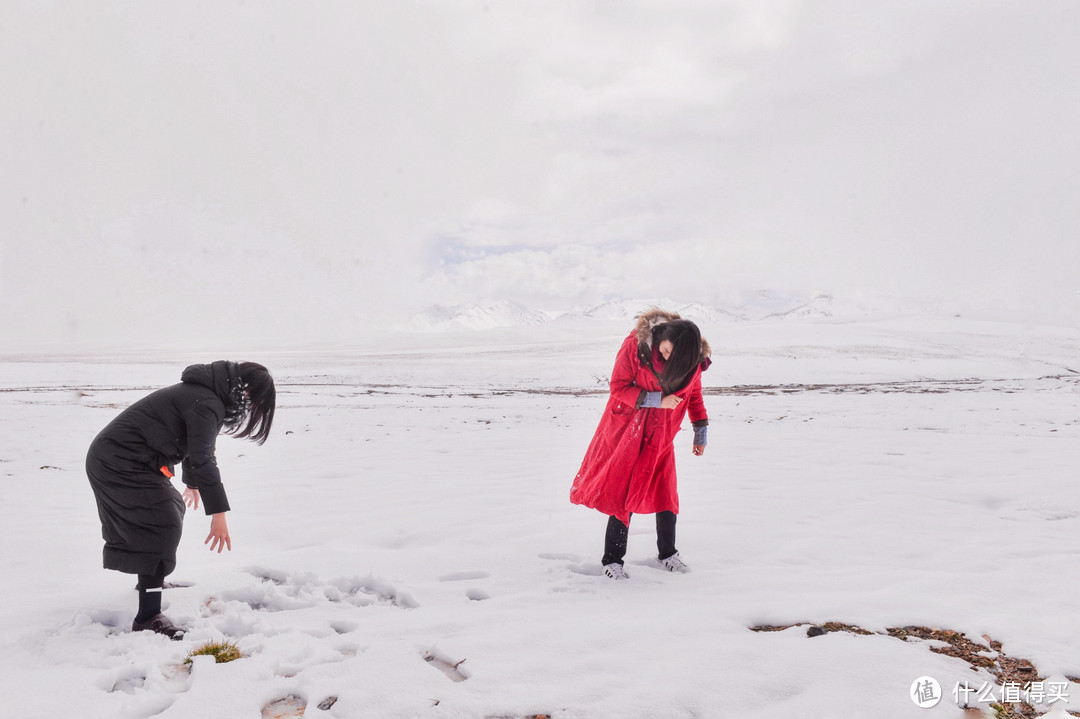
left=2, top=1, right=1078, bottom=347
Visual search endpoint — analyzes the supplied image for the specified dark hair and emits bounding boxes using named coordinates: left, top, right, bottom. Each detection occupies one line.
left=225, top=362, right=276, bottom=445
left=652, top=320, right=702, bottom=394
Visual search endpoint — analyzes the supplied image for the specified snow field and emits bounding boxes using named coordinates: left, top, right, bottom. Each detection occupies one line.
left=1, top=318, right=1080, bottom=717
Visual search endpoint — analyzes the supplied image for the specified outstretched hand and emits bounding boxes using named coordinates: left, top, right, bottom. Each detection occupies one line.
left=206, top=513, right=232, bottom=553
left=182, top=487, right=200, bottom=510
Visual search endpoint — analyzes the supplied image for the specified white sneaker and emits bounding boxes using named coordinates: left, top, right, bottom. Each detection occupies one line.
left=660, top=553, right=690, bottom=573
left=602, top=563, right=630, bottom=581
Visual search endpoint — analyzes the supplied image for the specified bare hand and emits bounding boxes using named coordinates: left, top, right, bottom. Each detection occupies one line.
left=692, top=445, right=706, bottom=456
left=660, top=395, right=683, bottom=410
left=205, top=513, right=232, bottom=553
left=182, top=487, right=200, bottom=510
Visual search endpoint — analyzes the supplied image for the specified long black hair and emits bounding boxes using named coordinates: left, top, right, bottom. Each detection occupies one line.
left=223, top=362, right=276, bottom=445
left=652, top=319, right=702, bottom=394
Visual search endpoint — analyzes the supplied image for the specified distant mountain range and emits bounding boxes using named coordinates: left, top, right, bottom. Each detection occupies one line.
left=410, top=301, right=556, bottom=331
left=409, top=293, right=864, bottom=331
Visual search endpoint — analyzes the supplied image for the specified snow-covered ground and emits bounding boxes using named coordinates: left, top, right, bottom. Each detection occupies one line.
left=2, top=315, right=1080, bottom=718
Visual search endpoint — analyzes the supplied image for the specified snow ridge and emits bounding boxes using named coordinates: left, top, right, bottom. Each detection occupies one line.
left=411, top=292, right=858, bottom=331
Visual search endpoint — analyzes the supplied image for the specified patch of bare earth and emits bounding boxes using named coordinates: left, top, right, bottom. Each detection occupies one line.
left=750, top=622, right=1079, bottom=718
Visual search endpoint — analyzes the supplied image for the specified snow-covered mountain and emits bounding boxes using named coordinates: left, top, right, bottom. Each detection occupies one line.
left=758, top=293, right=838, bottom=320
left=409, top=293, right=873, bottom=332
left=410, top=300, right=555, bottom=331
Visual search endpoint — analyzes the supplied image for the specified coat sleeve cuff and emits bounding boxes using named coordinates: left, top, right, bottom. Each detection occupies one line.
left=691, top=419, right=709, bottom=428
left=198, top=483, right=231, bottom=515
left=639, top=391, right=663, bottom=408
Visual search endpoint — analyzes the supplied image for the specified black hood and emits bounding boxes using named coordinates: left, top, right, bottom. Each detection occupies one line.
left=181, top=361, right=243, bottom=408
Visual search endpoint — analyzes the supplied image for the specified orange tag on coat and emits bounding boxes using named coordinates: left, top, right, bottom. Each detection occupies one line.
left=160, top=465, right=174, bottom=478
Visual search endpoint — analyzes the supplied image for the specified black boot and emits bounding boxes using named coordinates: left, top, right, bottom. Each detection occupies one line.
left=132, top=568, right=182, bottom=639
left=132, top=613, right=185, bottom=640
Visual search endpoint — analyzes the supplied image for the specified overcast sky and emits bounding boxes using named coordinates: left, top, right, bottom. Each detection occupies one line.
left=2, top=1, right=1078, bottom=347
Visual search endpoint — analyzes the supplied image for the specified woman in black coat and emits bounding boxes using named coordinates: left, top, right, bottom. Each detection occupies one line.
left=86, top=360, right=276, bottom=639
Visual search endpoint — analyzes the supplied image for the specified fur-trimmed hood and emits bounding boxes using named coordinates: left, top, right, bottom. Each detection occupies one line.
left=632, top=308, right=712, bottom=363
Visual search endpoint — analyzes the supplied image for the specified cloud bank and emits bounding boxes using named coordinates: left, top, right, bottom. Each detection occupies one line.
left=2, top=1, right=1078, bottom=347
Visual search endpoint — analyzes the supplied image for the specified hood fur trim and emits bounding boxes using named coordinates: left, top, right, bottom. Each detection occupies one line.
left=633, top=308, right=682, bottom=346
left=633, top=307, right=712, bottom=363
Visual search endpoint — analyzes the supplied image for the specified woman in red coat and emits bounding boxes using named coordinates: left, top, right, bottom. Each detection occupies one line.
left=570, top=309, right=710, bottom=580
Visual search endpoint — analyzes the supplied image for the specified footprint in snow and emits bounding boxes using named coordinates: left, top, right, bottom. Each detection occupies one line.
left=423, top=650, right=469, bottom=682
left=157, top=663, right=192, bottom=693
left=261, top=694, right=306, bottom=719
left=566, top=562, right=603, bottom=577
left=437, top=570, right=492, bottom=601
left=541, top=552, right=607, bottom=579
left=538, top=551, right=608, bottom=583
left=330, top=619, right=359, bottom=634
left=201, top=568, right=418, bottom=615
left=99, top=665, right=146, bottom=694
left=77, top=608, right=130, bottom=636
left=327, top=574, right=419, bottom=609
left=537, top=552, right=583, bottom=562
left=249, top=567, right=289, bottom=585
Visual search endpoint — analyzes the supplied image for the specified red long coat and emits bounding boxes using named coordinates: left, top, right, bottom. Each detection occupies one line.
left=569, top=332, right=708, bottom=525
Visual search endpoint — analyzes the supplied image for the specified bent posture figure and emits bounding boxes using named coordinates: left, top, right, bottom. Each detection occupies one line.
left=86, top=361, right=275, bottom=638
left=570, top=309, right=710, bottom=580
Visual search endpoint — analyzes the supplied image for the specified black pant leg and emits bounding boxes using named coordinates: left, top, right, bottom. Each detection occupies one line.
left=135, top=565, right=166, bottom=622
left=602, top=514, right=630, bottom=566
left=656, top=511, right=677, bottom=560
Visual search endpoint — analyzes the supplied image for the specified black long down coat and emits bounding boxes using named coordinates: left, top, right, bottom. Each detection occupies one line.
left=85, top=361, right=241, bottom=576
